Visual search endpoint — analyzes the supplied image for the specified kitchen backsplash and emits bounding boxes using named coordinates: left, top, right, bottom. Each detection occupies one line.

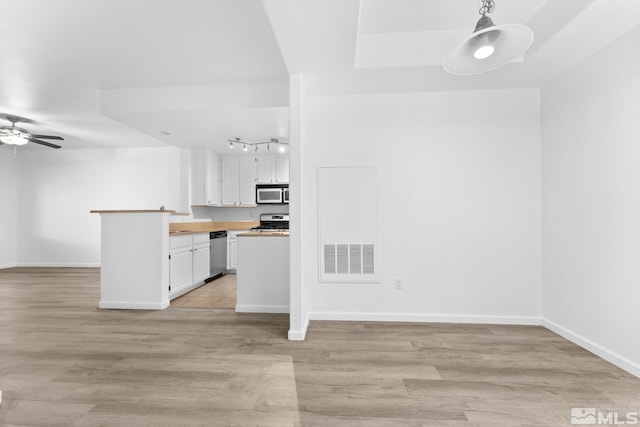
left=191, top=205, right=289, bottom=222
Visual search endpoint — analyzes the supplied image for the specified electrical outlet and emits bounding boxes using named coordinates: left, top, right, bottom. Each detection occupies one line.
left=395, top=278, right=402, bottom=290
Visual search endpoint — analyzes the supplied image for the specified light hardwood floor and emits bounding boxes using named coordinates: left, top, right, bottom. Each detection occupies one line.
left=1, top=267, right=639, bottom=426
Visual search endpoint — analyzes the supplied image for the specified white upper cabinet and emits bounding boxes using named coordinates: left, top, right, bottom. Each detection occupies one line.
left=275, top=156, right=289, bottom=183
left=190, top=149, right=207, bottom=206
left=256, top=155, right=289, bottom=183
left=238, top=157, right=257, bottom=205
left=206, top=151, right=221, bottom=206
left=221, top=157, right=239, bottom=205
left=256, top=155, right=275, bottom=183
left=221, top=156, right=257, bottom=206
left=190, top=149, right=221, bottom=206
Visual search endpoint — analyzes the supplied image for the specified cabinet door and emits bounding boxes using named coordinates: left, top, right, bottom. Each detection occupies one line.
left=192, top=242, right=210, bottom=284
left=227, top=239, right=238, bottom=270
left=238, top=157, right=257, bottom=205
left=206, top=152, right=221, bottom=206
left=170, top=247, right=193, bottom=296
left=227, top=230, right=240, bottom=270
left=256, top=156, right=275, bottom=183
left=226, top=230, right=244, bottom=270
left=221, top=157, right=239, bottom=205
left=189, top=148, right=207, bottom=206
left=275, top=156, right=289, bottom=183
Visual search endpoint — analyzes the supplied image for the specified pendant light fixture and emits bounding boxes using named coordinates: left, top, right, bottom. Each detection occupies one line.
left=442, top=0, right=534, bottom=76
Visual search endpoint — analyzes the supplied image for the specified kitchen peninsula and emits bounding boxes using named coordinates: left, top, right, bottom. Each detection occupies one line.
left=91, top=209, right=256, bottom=310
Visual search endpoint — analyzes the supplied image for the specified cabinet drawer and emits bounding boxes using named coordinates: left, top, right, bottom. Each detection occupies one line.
left=170, top=235, right=193, bottom=250
left=192, top=233, right=210, bottom=245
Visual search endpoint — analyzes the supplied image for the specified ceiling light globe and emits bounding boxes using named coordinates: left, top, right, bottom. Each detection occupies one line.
left=0, top=134, right=29, bottom=145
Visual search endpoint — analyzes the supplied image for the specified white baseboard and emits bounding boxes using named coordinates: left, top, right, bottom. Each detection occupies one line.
left=169, top=281, right=206, bottom=300
left=0, top=263, right=17, bottom=270
left=99, top=300, right=170, bottom=310
left=308, top=311, right=543, bottom=326
left=235, top=304, right=289, bottom=314
left=543, top=319, right=640, bottom=378
left=17, top=262, right=100, bottom=268
left=288, top=313, right=310, bottom=341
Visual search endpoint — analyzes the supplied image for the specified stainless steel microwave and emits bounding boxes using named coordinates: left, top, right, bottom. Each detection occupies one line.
left=256, top=184, right=288, bottom=204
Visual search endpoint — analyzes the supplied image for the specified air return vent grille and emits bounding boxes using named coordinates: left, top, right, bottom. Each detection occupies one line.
left=318, top=166, right=379, bottom=283
left=323, top=244, right=375, bottom=277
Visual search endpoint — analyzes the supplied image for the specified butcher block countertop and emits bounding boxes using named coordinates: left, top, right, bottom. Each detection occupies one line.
left=238, top=231, right=290, bottom=237
left=169, top=221, right=259, bottom=236
left=91, top=210, right=191, bottom=215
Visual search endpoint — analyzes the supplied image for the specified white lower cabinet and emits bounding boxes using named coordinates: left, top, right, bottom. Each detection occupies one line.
left=169, top=233, right=210, bottom=299
left=192, top=236, right=210, bottom=284
left=226, top=230, right=244, bottom=271
left=169, top=237, right=193, bottom=295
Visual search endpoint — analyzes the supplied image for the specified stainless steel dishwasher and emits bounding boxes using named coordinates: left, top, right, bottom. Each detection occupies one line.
left=206, top=231, right=227, bottom=282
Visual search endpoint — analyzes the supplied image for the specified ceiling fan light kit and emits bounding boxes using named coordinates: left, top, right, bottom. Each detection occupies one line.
left=1, top=132, right=29, bottom=146
left=0, top=114, right=63, bottom=149
left=442, top=0, right=534, bottom=76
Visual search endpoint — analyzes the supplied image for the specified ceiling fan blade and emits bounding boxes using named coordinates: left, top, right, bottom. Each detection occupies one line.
left=30, top=134, right=64, bottom=140
left=28, top=138, right=62, bottom=149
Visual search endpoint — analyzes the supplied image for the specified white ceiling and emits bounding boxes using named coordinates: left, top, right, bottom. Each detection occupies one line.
left=1, top=0, right=639, bottom=152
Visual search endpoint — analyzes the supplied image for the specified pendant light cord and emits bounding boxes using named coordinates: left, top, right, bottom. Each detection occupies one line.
left=479, top=0, right=495, bottom=16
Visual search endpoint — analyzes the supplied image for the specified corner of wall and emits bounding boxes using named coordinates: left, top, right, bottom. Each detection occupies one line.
left=543, top=319, right=640, bottom=379
left=287, top=313, right=310, bottom=341
left=0, top=148, right=18, bottom=268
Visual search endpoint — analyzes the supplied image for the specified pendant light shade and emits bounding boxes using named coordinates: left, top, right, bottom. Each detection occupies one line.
left=442, top=1, right=534, bottom=76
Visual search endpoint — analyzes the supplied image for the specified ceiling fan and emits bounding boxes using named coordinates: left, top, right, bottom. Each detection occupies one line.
left=0, top=114, right=63, bottom=149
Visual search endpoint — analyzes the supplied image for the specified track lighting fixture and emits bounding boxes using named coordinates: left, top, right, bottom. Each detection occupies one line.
left=225, top=137, right=289, bottom=153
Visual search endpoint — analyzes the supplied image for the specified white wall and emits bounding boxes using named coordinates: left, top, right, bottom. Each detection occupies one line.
left=0, top=148, right=18, bottom=268
left=16, top=147, right=182, bottom=266
left=541, top=26, right=640, bottom=376
left=288, top=74, right=307, bottom=339
left=295, top=88, right=542, bottom=325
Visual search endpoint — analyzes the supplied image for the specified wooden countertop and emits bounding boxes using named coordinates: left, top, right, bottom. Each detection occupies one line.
left=169, top=221, right=259, bottom=235
left=169, top=230, right=211, bottom=237
left=238, top=231, right=290, bottom=237
left=91, top=210, right=191, bottom=215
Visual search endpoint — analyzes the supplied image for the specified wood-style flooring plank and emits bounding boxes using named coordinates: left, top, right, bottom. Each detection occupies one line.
left=1, top=267, right=640, bottom=426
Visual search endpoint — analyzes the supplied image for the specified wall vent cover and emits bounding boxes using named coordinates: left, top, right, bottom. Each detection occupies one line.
left=318, top=166, right=379, bottom=283
left=323, top=243, right=375, bottom=278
